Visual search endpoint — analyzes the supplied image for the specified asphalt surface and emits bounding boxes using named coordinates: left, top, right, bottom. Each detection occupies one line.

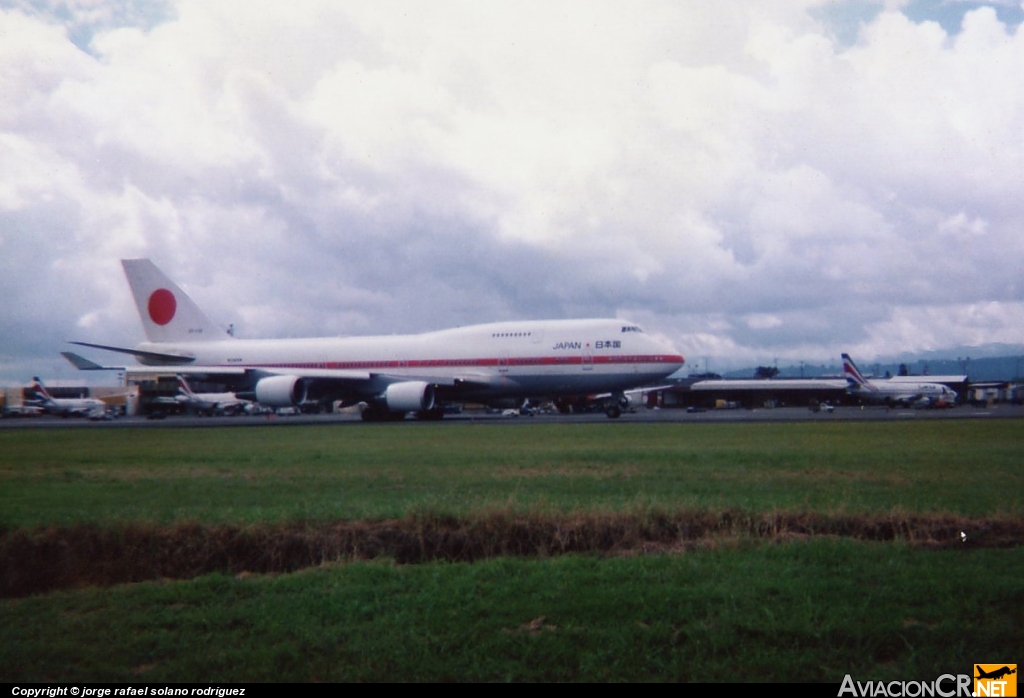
left=3, top=404, right=1022, bottom=429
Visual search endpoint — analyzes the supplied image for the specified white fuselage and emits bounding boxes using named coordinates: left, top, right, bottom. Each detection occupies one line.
left=841, top=353, right=957, bottom=406
left=173, top=391, right=248, bottom=412
left=135, top=318, right=685, bottom=400
left=36, top=395, right=106, bottom=417
left=848, top=379, right=956, bottom=404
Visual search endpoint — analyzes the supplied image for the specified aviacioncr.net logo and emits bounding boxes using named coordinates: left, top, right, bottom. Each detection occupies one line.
left=839, top=674, right=973, bottom=697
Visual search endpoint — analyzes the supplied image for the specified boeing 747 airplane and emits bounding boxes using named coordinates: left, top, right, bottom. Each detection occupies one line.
left=842, top=353, right=957, bottom=407
left=71, top=260, right=685, bottom=419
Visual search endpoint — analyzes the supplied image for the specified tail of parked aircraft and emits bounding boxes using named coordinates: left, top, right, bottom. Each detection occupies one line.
left=841, top=353, right=875, bottom=392
left=30, top=376, right=53, bottom=401
left=177, top=375, right=196, bottom=397
left=122, top=259, right=226, bottom=344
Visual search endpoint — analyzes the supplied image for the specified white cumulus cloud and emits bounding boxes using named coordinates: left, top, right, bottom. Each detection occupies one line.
left=2, top=0, right=1024, bottom=381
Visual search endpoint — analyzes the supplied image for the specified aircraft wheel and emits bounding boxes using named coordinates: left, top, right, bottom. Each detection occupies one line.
left=605, top=404, right=622, bottom=419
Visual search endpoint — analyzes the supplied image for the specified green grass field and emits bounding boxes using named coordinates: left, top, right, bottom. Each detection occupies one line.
left=1, top=420, right=1022, bottom=681
left=2, top=420, right=1022, bottom=525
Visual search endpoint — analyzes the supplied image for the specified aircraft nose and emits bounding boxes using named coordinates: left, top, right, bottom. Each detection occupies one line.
left=651, top=334, right=685, bottom=370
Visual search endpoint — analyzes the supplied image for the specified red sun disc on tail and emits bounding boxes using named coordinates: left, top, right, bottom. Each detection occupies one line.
left=148, top=288, right=177, bottom=325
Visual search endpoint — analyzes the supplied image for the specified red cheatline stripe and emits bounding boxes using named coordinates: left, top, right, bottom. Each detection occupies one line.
left=217, top=355, right=685, bottom=371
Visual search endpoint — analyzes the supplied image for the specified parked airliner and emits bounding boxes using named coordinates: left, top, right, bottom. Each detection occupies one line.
left=152, top=375, right=253, bottom=416
left=28, top=377, right=107, bottom=418
left=842, top=353, right=957, bottom=407
left=71, top=260, right=685, bottom=419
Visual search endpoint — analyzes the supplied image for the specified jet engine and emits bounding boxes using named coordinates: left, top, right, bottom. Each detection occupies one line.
left=254, top=375, right=307, bottom=407
left=382, top=381, right=435, bottom=412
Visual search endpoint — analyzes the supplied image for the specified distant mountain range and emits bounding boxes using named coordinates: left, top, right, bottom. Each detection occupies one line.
left=719, top=344, right=1024, bottom=382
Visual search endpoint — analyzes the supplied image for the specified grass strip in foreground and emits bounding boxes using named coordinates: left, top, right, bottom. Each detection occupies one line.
left=3, top=509, right=1022, bottom=597
left=2, top=540, right=1021, bottom=682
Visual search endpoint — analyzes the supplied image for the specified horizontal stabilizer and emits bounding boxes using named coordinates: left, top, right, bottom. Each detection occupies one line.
left=69, top=341, right=197, bottom=364
left=61, top=351, right=123, bottom=371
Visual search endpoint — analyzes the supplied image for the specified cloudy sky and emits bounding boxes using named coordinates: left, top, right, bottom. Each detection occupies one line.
left=3, top=0, right=1024, bottom=383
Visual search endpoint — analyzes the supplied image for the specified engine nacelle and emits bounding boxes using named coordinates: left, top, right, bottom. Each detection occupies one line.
left=254, top=375, right=307, bottom=407
left=383, top=381, right=435, bottom=413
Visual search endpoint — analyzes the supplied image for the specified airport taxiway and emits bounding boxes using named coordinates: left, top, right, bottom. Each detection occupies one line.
left=2, top=404, right=1022, bottom=430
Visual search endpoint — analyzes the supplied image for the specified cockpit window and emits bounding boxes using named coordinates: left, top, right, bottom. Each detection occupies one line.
left=621, top=326, right=643, bottom=333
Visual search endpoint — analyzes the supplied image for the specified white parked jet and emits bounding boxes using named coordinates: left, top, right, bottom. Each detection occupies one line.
left=842, top=353, right=957, bottom=407
left=71, top=260, right=685, bottom=419
left=29, top=377, right=107, bottom=418
left=152, top=375, right=253, bottom=416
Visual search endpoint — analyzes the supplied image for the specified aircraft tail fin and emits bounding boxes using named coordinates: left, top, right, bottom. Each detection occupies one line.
left=30, top=376, right=53, bottom=401
left=177, top=375, right=195, bottom=397
left=122, top=259, right=227, bottom=344
left=841, top=353, right=874, bottom=391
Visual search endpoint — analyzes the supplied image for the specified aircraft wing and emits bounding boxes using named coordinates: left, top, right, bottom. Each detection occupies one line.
left=248, top=367, right=373, bottom=382
left=435, top=372, right=512, bottom=389
left=120, top=365, right=377, bottom=406
left=122, top=365, right=250, bottom=379
left=220, top=365, right=511, bottom=391
left=253, top=367, right=504, bottom=388
left=70, top=358, right=513, bottom=410
left=250, top=367, right=515, bottom=402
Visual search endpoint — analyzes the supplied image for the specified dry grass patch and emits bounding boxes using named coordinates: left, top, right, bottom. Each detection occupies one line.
left=3, top=509, right=1021, bottom=598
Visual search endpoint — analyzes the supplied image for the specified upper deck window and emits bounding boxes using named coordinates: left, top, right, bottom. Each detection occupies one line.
left=621, top=326, right=643, bottom=333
